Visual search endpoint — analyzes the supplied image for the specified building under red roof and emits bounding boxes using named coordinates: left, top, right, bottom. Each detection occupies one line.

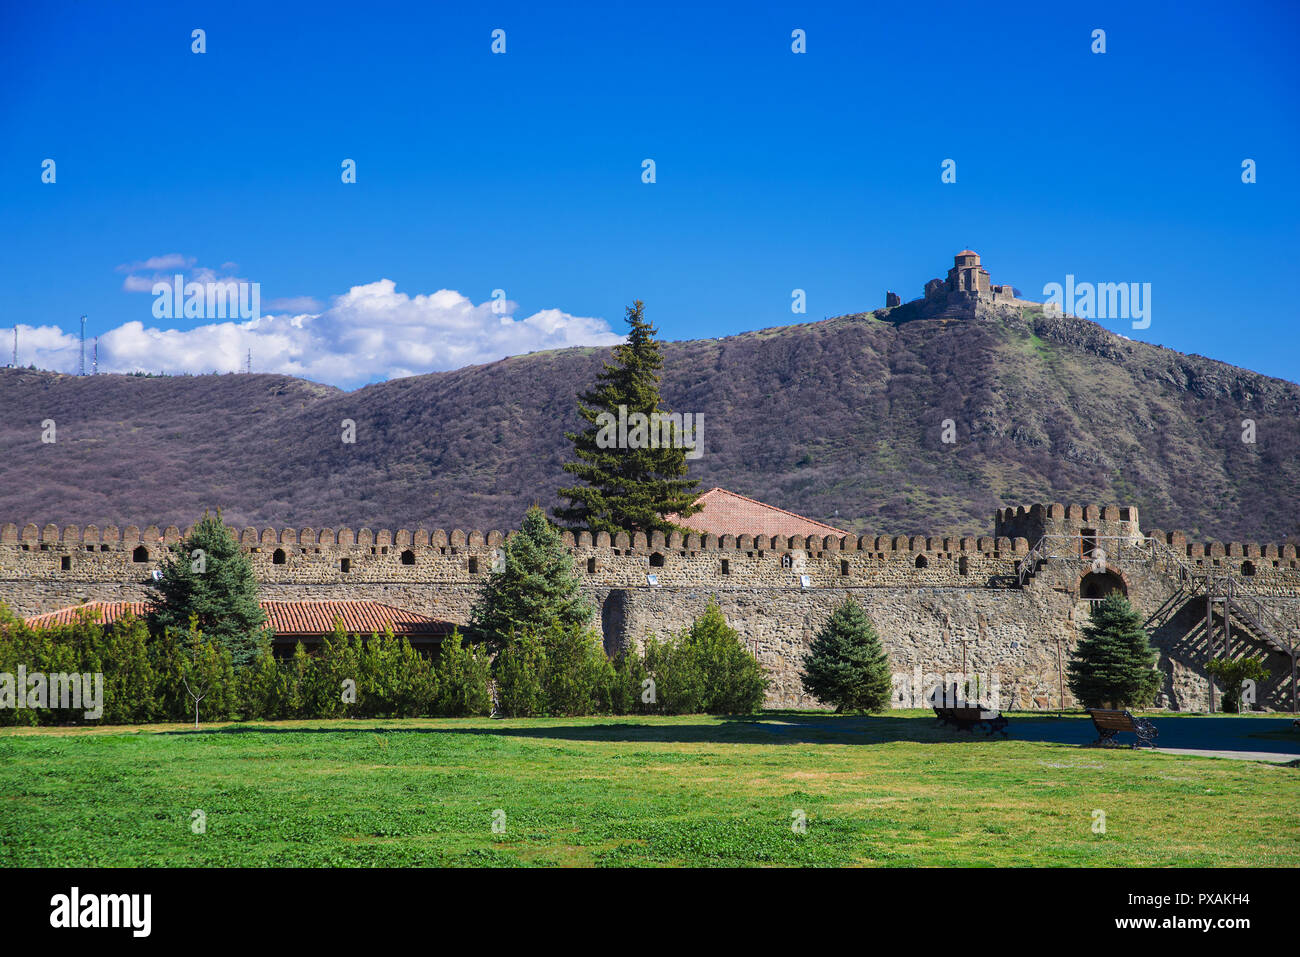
left=23, top=600, right=455, bottom=656
left=668, top=487, right=848, bottom=539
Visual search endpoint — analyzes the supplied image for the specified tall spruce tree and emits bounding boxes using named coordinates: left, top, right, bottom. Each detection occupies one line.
left=467, top=506, right=593, bottom=652
left=554, top=300, right=701, bottom=534
left=1066, top=593, right=1163, bottom=709
left=800, top=599, right=893, bottom=713
left=145, top=511, right=267, bottom=669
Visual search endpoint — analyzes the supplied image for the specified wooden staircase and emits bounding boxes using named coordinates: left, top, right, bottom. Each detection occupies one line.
left=1021, top=535, right=1297, bottom=710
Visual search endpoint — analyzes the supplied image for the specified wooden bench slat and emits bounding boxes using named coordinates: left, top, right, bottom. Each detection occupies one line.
left=1087, top=709, right=1157, bottom=748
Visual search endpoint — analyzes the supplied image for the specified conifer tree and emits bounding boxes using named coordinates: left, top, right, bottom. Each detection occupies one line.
left=800, top=599, right=893, bottom=713
left=555, top=300, right=701, bottom=534
left=493, top=628, right=547, bottom=717
left=432, top=628, right=492, bottom=716
left=646, top=601, right=768, bottom=714
left=146, top=510, right=267, bottom=669
left=538, top=619, right=615, bottom=717
left=1066, top=594, right=1163, bottom=709
left=467, top=506, right=593, bottom=651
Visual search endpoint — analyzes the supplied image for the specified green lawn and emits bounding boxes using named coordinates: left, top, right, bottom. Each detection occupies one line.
left=1, top=713, right=1295, bottom=867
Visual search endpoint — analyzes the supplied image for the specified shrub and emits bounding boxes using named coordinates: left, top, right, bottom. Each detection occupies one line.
left=0, top=605, right=231, bottom=726
left=538, top=620, right=615, bottom=716
left=308, top=625, right=358, bottom=719
left=494, top=628, right=546, bottom=717
left=609, top=641, right=652, bottom=714
left=94, top=615, right=159, bottom=724
left=1205, top=656, right=1270, bottom=713
left=645, top=602, right=767, bottom=714
left=432, top=629, right=492, bottom=716
left=151, top=622, right=236, bottom=726
left=239, top=647, right=291, bottom=720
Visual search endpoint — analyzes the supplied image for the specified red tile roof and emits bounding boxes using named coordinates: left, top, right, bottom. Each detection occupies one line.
left=23, top=600, right=453, bottom=637
left=23, top=601, right=149, bottom=629
left=668, top=487, right=848, bottom=538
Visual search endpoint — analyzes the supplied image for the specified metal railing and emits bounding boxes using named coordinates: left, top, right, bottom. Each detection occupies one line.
left=1208, top=575, right=1295, bottom=657
left=1020, top=534, right=1296, bottom=658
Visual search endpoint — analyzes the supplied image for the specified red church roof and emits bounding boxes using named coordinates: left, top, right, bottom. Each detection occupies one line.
left=23, top=600, right=453, bottom=637
left=668, top=488, right=848, bottom=539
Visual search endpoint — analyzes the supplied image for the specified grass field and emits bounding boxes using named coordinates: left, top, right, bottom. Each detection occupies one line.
left=1, top=712, right=1296, bottom=867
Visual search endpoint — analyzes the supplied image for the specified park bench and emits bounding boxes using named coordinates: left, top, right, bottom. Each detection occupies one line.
left=1087, top=709, right=1158, bottom=748
left=933, top=704, right=1009, bottom=737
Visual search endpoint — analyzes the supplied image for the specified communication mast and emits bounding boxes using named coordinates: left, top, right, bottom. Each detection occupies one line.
left=80, top=315, right=87, bottom=375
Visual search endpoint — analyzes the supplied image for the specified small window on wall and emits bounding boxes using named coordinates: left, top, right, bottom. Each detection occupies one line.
left=1080, top=529, right=1098, bottom=557
left=587, top=557, right=597, bottom=574
left=1241, top=560, right=1256, bottom=576
left=272, top=548, right=286, bottom=565
left=60, top=555, right=71, bottom=571
left=649, top=553, right=666, bottom=568
left=468, top=557, right=480, bottom=574
left=959, top=556, right=969, bottom=576
left=132, top=545, right=149, bottom=563
left=340, top=558, right=351, bottom=573
left=721, top=558, right=730, bottom=575
left=400, top=549, right=415, bottom=566
left=915, top=554, right=928, bottom=569
left=840, top=559, right=850, bottom=577
left=780, top=553, right=793, bottom=569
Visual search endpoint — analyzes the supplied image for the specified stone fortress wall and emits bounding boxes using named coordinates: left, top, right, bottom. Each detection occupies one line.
left=2, top=503, right=1298, bottom=712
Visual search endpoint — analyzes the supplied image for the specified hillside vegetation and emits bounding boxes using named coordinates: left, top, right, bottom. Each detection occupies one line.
left=3, top=307, right=1297, bottom=541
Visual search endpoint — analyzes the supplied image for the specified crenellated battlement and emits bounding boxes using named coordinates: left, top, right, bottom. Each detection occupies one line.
left=3, top=502, right=1298, bottom=608
left=4, top=502, right=1299, bottom=713
left=4, top=500, right=1295, bottom=562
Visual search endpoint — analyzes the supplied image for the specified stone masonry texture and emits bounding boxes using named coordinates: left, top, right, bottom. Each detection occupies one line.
left=3, top=502, right=1298, bottom=712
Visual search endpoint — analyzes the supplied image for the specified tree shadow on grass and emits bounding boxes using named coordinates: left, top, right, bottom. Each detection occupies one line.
left=161, top=713, right=1042, bottom=747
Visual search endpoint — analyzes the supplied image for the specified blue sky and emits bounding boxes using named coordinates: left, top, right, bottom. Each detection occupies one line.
left=1, top=0, right=1297, bottom=387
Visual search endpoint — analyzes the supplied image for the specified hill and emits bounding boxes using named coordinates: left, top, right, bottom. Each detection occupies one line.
left=3, top=305, right=1298, bottom=541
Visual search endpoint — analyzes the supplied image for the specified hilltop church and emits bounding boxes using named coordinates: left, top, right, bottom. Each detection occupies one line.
left=883, top=250, right=1030, bottom=322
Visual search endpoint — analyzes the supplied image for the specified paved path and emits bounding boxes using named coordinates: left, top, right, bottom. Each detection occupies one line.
left=1010, top=715, right=1300, bottom=763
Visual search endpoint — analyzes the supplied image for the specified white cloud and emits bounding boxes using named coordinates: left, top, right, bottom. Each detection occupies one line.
left=121, top=275, right=158, bottom=292
left=116, top=253, right=194, bottom=273
left=116, top=254, right=250, bottom=294
left=5, top=279, right=623, bottom=388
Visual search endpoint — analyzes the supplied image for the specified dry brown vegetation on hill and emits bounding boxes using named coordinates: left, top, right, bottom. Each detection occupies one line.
left=3, top=307, right=1297, bottom=542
